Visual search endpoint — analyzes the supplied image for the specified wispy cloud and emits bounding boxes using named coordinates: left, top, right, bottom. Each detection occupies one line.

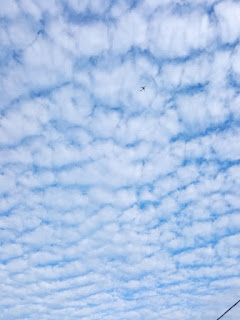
left=0, top=0, right=240, bottom=319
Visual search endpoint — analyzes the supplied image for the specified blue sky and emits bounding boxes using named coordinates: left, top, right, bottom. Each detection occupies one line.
left=0, top=0, right=240, bottom=319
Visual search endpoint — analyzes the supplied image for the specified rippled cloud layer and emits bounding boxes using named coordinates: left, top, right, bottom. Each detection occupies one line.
left=0, top=0, right=240, bottom=319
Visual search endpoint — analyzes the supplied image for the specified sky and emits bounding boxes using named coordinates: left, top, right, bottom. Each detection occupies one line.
left=0, top=0, right=240, bottom=319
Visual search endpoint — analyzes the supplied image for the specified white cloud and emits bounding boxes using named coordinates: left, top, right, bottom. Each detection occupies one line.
left=23, top=36, right=73, bottom=86
left=0, top=170, right=16, bottom=193
left=215, top=0, right=240, bottom=44
left=68, top=22, right=110, bottom=56
left=8, top=19, right=37, bottom=48
left=0, top=0, right=19, bottom=18
left=177, top=91, right=229, bottom=132
left=19, top=0, right=42, bottom=20
left=111, top=11, right=147, bottom=53
left=161, top=55, right=210, bottom=88
left=176, top=246, right=215, bottom=266
left=149, top=11, right=215, bottom=57
left=231, top=44, right=240, bottom=80
left=68, top=0, right=89, bottom=13
left=1, top=0, right=240, bottom=319
left=0, top=244, right=23, bottom=260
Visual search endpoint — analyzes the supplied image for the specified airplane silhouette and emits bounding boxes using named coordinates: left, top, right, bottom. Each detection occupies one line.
left=140, top=86, right=146, bottom=91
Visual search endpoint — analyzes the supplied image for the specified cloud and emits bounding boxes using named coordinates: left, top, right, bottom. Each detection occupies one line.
left=215, top=0, right=240, bottom=44
left=148, top=11, right=215, bottom=58
left=111, top=10, right=147, bottom=53
left=0, top=0, right=240, bottom=319
left=0, top=0, right=19, bottom=18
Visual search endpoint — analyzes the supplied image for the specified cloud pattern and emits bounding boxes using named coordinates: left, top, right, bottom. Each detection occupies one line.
left=0, top=0, right=240, bottom=319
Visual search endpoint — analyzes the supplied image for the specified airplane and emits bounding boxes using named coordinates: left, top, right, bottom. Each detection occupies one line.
left=140, top=86, right=146, bottom=91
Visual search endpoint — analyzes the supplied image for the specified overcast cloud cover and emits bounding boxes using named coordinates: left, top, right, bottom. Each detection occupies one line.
left=0, top=0, right=240, bottom=319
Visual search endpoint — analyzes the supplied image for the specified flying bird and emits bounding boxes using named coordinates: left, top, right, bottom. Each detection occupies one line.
left=140, top=86, right=146, bottom=91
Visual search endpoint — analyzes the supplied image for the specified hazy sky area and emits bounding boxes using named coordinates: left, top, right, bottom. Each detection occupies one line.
left=1, top=0, right=240, bottom=319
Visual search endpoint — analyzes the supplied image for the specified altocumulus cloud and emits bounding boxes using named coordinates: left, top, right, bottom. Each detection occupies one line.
left=0, top=0, right=240, bottom=319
